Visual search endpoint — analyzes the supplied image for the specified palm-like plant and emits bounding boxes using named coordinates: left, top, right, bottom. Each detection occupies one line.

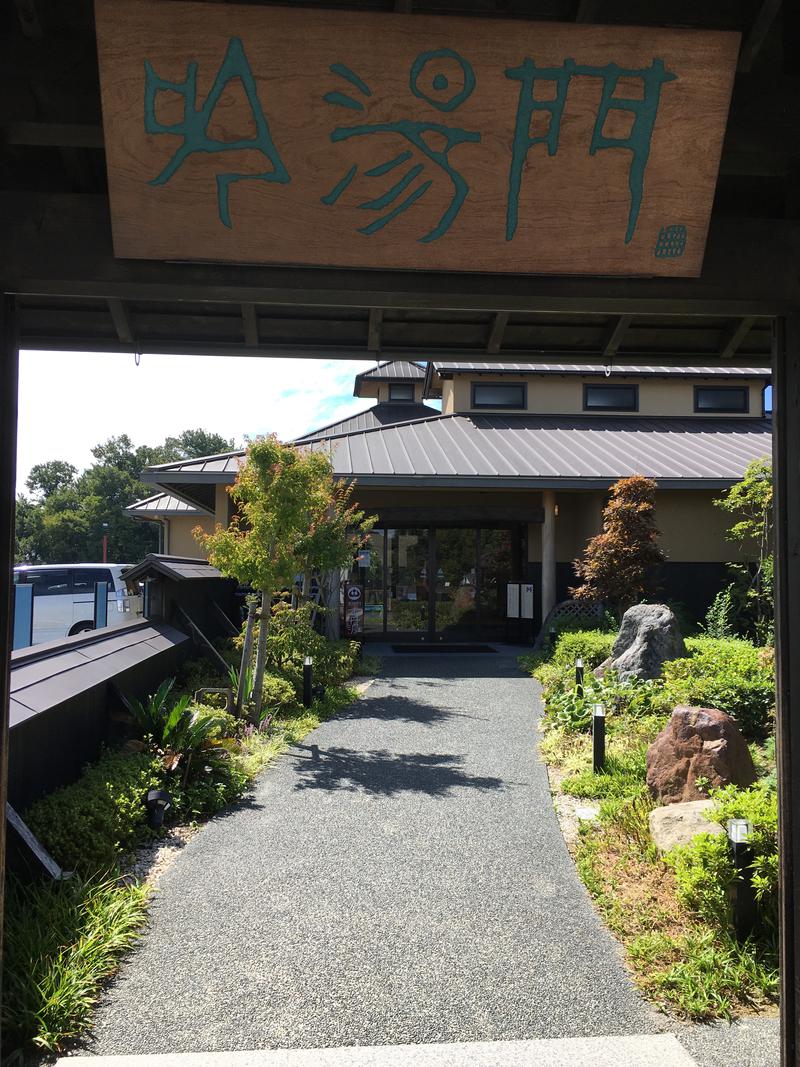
left=128, top=679, right=237, bottom=785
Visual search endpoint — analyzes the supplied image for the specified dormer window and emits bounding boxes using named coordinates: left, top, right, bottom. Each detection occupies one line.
left=389, top=383, right=414, bottom=402
left=583, top=384, right=638, bottom=412
left=694, top=385, right=749, bottom=413
left=472, top=382, right=527, bottom=409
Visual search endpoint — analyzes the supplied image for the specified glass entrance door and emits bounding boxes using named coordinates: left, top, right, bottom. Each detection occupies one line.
left=386, top=528, right=429, bottom=633
left=433, top=529, right=478, bottom=637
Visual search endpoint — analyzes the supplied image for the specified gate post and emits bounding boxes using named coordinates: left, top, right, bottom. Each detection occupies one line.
left=0, top=293, right=20, bottom=1048
left=773, top=314, right=800, bottom=1066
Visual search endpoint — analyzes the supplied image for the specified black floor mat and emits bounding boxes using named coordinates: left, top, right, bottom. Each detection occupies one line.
left=390, top=643, right=496, bottom=654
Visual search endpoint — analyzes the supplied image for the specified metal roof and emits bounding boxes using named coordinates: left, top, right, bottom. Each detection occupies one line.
left=123, top=555, right=228, bottom=584
left=125, top=492, right=207, bottom=517
left=310, top=413, right=773, bottom=489
left=356, top=360, right=425, bottom=382
left=144, top=451, right=245, bottom=482
left=429, top=361, right=772, bottom=377
left=293, top=402, right=440, bottom=443
left=9, top=621, right=189, bottom=728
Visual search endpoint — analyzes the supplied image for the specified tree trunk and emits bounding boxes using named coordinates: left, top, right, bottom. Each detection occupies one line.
left=252, top=590, right=270, bottom=723
left=236, top=600, right=257, bottom=717
left=323, top=570, right=341, bottom=639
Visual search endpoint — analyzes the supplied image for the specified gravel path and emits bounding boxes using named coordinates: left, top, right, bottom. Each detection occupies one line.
left=87, top=652, right=660, bottom=1055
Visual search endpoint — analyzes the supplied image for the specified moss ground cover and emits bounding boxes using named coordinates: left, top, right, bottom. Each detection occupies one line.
left=522, top=628, right=779, bottom=1021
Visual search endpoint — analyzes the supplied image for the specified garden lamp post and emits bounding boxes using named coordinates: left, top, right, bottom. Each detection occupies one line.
left=303, top=656, right=313, bottom=708
left=727, top=818, right=757, bottom=940
left=592, top=703, right=606, bottom=773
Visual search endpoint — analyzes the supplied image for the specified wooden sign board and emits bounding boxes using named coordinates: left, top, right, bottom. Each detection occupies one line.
left=95, top=1, right=739, bottom=277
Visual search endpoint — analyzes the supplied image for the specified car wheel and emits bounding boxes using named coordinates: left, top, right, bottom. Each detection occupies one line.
left=69, top=621, right=95, bottom=636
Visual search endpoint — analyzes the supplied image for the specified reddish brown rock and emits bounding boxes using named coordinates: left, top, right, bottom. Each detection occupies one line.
left=646, top=705, right=757, bottom=804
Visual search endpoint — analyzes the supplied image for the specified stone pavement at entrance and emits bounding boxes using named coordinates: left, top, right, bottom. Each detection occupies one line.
left=75, top=650, right=778, bottom=1066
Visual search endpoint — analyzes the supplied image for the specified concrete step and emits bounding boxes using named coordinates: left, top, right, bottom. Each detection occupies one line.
left=59, top=1035, right=697, bottom=1067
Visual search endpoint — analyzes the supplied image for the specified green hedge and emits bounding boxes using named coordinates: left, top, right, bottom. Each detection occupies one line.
left=551, top=630, right=616, bottom=670
left=24, top=749, right=164, bottom=875
left=662, top=638, right=775, bottom=740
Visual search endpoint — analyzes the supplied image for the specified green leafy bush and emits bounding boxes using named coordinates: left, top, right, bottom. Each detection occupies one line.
left=551, top=629, right=616, bottom=670
left=662, top=638, right=775, bottom=740
left=259, top=601, right=360, bottom=694
left=24, top=749, right=164, bottom=874
left=543, top=670, right=669, bottom=733
left=2, top=873, right=149, bottom=1053
left=668, top=780, right=778, bottom=942
left=262, top=672, right=300, bottom=715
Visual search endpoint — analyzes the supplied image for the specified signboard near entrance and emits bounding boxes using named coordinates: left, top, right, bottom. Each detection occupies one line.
left=95, top=1, right=738, bottom=277
left=345, top=584, right=364, bottom=637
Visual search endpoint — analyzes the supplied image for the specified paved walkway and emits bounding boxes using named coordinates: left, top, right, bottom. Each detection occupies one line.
left=87, top=651, right=662, bottom=1056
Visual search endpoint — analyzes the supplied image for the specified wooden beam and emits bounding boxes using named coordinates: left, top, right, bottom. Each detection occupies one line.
left=107, top=297, right=133, bottom=344
left=738, top=0, right=782, bottom=72
left=241, top=303, right=259, bottom=347
left=2, top=122, right=104, bottom=149
left=487, top=312, right=509, bottom=354
left=0, top=294, right=20, bottom=1028
left=368, top=309, right=383, bottom=352
left=602, top=314, right=632, bottom=358
left=3, top=194, right=800, bottom=316
left=11, top=336, right=773, bottom=368
left=773, top=314, right=800, bottom=1067
left=718, top=316, right=756, bottom=359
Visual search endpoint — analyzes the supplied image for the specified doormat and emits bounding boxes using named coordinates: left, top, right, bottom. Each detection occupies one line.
left=390, top=644, right=497, bottom=654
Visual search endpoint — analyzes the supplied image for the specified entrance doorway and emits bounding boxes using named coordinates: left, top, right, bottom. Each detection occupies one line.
left=353, top=526, right=519, bottom=640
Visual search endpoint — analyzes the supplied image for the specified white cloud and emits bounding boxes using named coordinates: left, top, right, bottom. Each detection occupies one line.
left=16, top=350, right=379, bottom=492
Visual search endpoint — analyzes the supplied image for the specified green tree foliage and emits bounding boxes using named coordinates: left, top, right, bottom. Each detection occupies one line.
left=15, top=429, right=238, bottom=564
left=706, top=458, right=773, bottom=644
left=196, top=436, right=373, bottom=717
left=26, top=460, right=77, bottom=500
left=570, top=475, right=665, bottom=615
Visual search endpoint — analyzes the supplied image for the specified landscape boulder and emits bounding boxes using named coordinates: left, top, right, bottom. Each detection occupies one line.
left=597, top=603, right=686, bottom=682
left=649, top=799, right=726, bottom=854
left=646, top=704, right=757, bottom=804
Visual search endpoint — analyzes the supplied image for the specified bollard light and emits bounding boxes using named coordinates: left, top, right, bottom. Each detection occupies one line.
left=727, top=818, right=753, bottom=844
left=727, top=818, right=756, bottom=939
left=303, top=655, right=313, bottom=708
left=575, top=657, right=584, bottom=693
left=145, top=788, right=172, bottom=829
left=592, top=703, right=606, bottom=773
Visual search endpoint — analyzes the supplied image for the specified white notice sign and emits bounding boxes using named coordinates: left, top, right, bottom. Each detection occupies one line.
left=521, top=584, right=534, bottom=620
left=506, top=584, right=520, bottom=619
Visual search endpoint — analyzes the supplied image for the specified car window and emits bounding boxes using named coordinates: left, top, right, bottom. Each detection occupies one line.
left=27, top=570, right=71, bottom=596
left=72, top=568, right=114, bottom=594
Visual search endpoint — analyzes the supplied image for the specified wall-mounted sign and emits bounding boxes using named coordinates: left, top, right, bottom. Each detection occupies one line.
left=507, top=583, right=520, bottom=620
left=95, top=1, right=738, bottom=277
left=345, top=584, right=364, bottom=636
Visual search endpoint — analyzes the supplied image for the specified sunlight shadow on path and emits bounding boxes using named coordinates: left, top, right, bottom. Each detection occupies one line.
left=289, top=743, right=506, bottom=797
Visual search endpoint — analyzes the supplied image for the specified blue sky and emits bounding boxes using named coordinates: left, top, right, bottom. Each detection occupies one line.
left=15, top=350, right=385, bottom=492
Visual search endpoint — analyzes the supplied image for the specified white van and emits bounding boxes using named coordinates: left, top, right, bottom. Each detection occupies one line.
left=13, top=564, right=143, bottom=646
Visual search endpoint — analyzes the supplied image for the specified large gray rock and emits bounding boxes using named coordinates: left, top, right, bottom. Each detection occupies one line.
left=599, top=603, right=686, bottom=682
left=649, top=799, right=726, bottom=854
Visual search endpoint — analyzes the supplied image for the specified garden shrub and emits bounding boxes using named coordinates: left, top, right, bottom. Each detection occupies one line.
left=24, top=749, right=164, bottom=874
left=262, top=672, right=300, bottom=715
left=668, top=779, right=778, bottom=942
left=255, top=601, right=360, bottom=695
left=551, top=629, right=616, bottom=670
left=662, top=638, right=775, bottom=740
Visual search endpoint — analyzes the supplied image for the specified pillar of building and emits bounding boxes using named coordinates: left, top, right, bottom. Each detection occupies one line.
left=0, top=294, right=20, bottom=981
left=541, top=489, right=557, bottom=624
